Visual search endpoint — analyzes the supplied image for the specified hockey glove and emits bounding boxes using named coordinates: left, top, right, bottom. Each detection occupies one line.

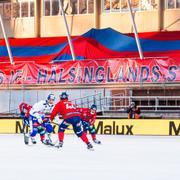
left=20, top=111, right=25, bottom=118
left=37, top=117, right=43, bottom=124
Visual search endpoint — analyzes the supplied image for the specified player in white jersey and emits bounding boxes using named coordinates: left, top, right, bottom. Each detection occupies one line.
left=28, top=94, right=55, bottom=145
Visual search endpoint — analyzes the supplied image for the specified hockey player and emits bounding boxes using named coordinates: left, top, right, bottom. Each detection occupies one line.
left=77, top=104, right=101, bottom=144
left=19, top=102, right=33, bottom=144
left=29, top=94, right=55, bottom=145
left=50, top=92, right=93, bottom=150
left=19, top=102, right=32, bottom=126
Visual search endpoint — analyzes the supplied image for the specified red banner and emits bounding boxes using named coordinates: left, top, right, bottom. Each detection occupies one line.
left=0, top=58, right=180, bottom=85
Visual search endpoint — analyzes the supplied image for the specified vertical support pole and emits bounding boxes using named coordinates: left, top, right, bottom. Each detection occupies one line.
left=127, top=0, right=144, bottom=59
left=35, top=0, right=41, bottom=37
left=157, top=0, right=163, bottom=31
left=94, top=0, right=100, bottom=28
left=59, top=0, right=76, bottom=60
left=0, top=15, right=14, bottom=64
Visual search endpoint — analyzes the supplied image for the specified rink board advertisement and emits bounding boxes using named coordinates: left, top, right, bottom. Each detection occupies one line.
left=0, top=58, right=180, bottom=85
left=1, top=119, right=180, bottom=135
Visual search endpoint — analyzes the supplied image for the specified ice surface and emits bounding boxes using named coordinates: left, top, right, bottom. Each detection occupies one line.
left=0, top=134, right=180, bottom=180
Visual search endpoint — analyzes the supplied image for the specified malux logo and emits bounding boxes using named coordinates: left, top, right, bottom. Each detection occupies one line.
left=16, top=120, right=134, bottom=135
left=96, top=121, right=134, bottom=135
left=169, top=121, right=180, bottom=135
left=15, top=121, right=57, bottom=134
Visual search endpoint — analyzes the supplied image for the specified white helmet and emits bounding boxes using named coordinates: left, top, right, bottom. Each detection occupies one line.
left=47, top=94, right=55, bottom=101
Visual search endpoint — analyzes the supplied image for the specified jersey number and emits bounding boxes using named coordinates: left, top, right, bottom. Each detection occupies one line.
left=66, top=103, right=76, bottom=109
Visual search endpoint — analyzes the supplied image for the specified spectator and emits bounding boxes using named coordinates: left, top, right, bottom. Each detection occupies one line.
left=127, top=102, right=141, bottom=119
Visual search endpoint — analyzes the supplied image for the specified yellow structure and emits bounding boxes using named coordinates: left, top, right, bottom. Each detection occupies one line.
left=1, top=118, right=180, bottom=135
left=0, top=0, right=179, bottom=38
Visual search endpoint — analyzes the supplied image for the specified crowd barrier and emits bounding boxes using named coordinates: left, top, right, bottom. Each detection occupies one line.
left=0, top=119, right=180, bottom=135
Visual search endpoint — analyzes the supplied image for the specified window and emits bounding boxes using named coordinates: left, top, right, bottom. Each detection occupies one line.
left=43, top=0, right=94, bottom=16
left=88, top=0, right=94, bottom=13
left=30, top=1, right=34, bottom=17
left=104, top=0, right=110, bottom=11
left=102, top=0, right=158, bottom=12
left=0, top=1, right=35, bottom=19
left=3, top=3, right=11, bottom=19
left=12, top=2, right=20, bottom=18
left=131, top=0, right=140, bottom=9
left=141, top=0, right=157, bottom=10
left=0, top=4, right=3, bottom=16
left=21, top=2, right=28, bottom=17
left=112, top=0, right=120, bottom=11
left=44, top=0, right=50, bottom=16
left=79, top=0, right=87, bottom=14
left=70, top=0, right=78, bottom=14
left=177, top=0, right=180, bottom=8
left=121, top=0, right=128, bottom=11
left=52, top=0, right=59, bottom=15
left=165, top=0, right=180, bottom=9
left=18, top=0, right=35, bottom=18
left=168, top=0, right=175, bottom=8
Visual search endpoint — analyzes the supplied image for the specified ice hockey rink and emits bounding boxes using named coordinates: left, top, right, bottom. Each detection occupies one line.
left=0, top=134, right=180, bottom=180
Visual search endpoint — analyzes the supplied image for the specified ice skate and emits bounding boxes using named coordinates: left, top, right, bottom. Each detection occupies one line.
left=87, top=142, right=94, bottom=151
left=93, top=139, right=101, bottom=144
left=42, top=139, right=54, bottom=146
left=54, top=141, right=63, bottom=149
left=24, top=134, right=29, bottom=145
left=31, top=137, right=37, bottom=144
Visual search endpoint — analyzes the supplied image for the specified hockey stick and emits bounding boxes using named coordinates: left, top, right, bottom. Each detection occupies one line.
left=21, top=118, right=29, bottom=145
left=51, top=121, right=73, bottom=130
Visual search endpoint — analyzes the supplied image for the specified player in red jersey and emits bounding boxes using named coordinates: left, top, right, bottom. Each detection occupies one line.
left=19, top=102, right=32, bottom=125
left=50, top=92, right=94, bottom=150
left=77, top=104, right=101, bottom=144
left=19, top=102, right=33, bottom=144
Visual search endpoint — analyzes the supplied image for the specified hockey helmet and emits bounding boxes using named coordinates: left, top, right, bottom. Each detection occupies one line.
left=47, top=94, right=55, bottom=101
left=130, top=101, right=135, bottom=107
left=60, top=92, right=68, bottom=100
left=90, top=104, right=97, bottom=110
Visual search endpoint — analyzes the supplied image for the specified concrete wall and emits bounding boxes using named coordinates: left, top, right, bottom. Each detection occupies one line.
left=0, top=18, right=35, bottom=38
left=12, top=17, right=36, bottom=38
left=9, top=9, right=180, bottom=38
left=41, top=14, right=94, bottom=37
left=0, top=19, right=14, bottom=38
left=163, top=9, right=180, bottom=31
left=40, top=9, right=180, bottom=36
left=100, top=11, right=159, bottom=33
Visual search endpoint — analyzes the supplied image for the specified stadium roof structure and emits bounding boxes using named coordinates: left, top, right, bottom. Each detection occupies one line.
left=0, top=0, right=180, bottom=64
left=53, top=28, right=180, bottom=62
left=0, top=28, right=180, bottom=64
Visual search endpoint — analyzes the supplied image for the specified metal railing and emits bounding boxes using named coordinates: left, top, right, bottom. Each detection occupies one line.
left=72, top=93, right=103, bottom=110
left=102, top=96, right=180, bottom=112
left=71, top=95, right=180, bottom=119
left=2, top=93, right=180, bottom=118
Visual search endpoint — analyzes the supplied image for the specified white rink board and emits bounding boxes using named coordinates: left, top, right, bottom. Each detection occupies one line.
left=0, top=134, right=180, bottom=180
